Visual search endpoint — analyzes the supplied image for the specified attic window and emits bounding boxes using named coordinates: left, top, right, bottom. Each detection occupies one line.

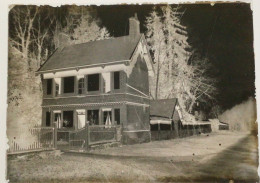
left=87, top=74, right=100, bottom=92
left=63, top=76, right=75, bottom=93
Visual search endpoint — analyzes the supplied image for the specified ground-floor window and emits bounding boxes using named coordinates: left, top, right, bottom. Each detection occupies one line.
left=63, top=111, right=74, bottom=128
left=87, top=110, right=99, bottom=125
left=46, top=111, right=51, bottom=126
left=114, top=109, right=120, bottom=125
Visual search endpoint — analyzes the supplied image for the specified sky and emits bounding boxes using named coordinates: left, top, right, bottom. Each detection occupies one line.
left=96, top=3, right=255, bottom=111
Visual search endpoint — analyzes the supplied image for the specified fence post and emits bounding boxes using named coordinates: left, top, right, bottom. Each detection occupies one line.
left=115, top=125, right=118, bottom=142
left=120, top=123, right=123, bottom=144
left=85, top=122, right=89, bottom=151
left=53, top=122, right=57, bottom=149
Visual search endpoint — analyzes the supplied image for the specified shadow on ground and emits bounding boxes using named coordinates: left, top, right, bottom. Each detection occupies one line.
left=158, top=134, right=259, bottom=182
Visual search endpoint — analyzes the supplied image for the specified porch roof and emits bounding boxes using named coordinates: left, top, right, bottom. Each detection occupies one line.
left=150, top=98, right=178, bottom=119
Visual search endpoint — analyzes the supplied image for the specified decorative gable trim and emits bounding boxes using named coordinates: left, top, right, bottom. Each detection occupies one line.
left=127, top=34, right=154, bottom=77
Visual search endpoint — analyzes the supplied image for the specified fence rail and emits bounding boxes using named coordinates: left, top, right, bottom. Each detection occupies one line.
left=68, top=124, right=122, bottom=150
left=7, top=127, right=55, bottom=154
left=8, top=124, right=123, bottom=154
left=89, top=125, right=121, bottom=145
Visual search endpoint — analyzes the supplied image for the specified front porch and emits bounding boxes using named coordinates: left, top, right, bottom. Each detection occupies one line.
left=42, top=105, right=125, bottom=151
left=56, top=124, right=122, bottom=152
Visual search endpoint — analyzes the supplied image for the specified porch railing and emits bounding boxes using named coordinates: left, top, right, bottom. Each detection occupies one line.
left=89, top=125, right=121, bottom=145
left=68, top=124, right=122, bottom=150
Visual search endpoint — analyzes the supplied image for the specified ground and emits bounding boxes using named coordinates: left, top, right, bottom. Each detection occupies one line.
left=7, top=131, right=258, bottom=183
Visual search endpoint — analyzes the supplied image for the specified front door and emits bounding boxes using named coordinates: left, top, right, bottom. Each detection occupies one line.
left=102, top=108, right=112, bottom=127
left=53, top=111, right=61, bottom=128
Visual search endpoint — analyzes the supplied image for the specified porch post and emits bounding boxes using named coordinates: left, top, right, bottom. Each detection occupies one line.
left=158, top=122, right=160, bottom=140
left=170, top=121, right=173, bottom=139
left=53, top=122, right=57, bottom=149
left=85, top=121, right=90, bottom=151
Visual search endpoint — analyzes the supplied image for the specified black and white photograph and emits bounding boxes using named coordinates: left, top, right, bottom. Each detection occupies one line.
left=3, top=1, right=259, bottom=182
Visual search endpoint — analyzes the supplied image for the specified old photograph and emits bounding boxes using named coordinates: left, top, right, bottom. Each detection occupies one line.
left=6, top=2, right=258, bottom=182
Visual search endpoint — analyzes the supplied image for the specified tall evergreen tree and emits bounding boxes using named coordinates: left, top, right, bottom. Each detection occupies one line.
left=145, top=8, right=167, bottom=99
left=145, top=5, right=216, bottom=120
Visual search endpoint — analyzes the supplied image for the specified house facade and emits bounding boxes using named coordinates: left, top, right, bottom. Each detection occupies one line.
left=37, top=14, right=154, bottom=144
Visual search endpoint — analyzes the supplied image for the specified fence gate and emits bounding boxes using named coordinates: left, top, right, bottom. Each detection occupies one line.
left=7, top=126, right=55, bottom=154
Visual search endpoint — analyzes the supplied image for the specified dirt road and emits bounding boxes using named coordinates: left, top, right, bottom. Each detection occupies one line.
left=7, top=132, right=258, bottom=182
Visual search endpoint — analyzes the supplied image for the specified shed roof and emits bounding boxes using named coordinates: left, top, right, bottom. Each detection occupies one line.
left=38, top=34, right=142, bottom=72
left=150, top=98, right=178, bottom=119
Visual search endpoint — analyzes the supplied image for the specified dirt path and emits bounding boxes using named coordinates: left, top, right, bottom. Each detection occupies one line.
left=7, top=132, right=258, bottom=182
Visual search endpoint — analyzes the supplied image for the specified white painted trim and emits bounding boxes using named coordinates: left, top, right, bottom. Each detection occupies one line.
left=42, top=101, right=149, bottom=108
left=38, top=60, right=130, bottom=74
left=43, top=64, right=127, bottom=79
left=76, top=109, right=85, bottom=113
left=53, top=110, right=61, bottom=113
left=126, top=84, right=149, bottom=98
left=43, top=92, right=149, bottom=100
left=126, top=93, right=150, bottom=99
left=43, top=93, right=125, bottom=99
left=101, top=108, right=112, bottom=111
left=123, top=130, right=150, bottom=132
left=125, top=101, right=149, bottom=107
left=42, top=101, right=125, bottom=108
left=150, top=119, right=172, bottom=125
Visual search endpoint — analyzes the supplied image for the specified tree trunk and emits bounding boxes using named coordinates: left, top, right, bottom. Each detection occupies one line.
left=155, top=60, right=160, bottom=100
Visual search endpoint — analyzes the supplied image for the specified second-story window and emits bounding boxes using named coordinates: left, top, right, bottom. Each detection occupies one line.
left=78, top=78, right=85, bottom=94
left=102, top=72, right=111, bottom=93
left=114, top=71, right=120, bottom=90
left=46, top=79, right=52, bottom=95
left=63, top=76, right=75, bottom=93
left=87, top=74, right=99, bottom=92
left=54, top=78, right=61, bottom=96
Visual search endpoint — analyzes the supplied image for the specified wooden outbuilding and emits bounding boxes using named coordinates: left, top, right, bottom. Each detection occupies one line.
left=150, top=99, right=211, bottom=141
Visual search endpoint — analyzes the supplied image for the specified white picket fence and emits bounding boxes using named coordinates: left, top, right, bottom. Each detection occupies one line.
left=7, top=126, right=55, bottom=154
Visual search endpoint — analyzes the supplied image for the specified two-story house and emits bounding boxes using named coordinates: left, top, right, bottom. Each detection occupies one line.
left=36, top=14, right=154, bottom=144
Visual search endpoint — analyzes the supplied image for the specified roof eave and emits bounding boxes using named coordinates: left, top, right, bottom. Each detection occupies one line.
left=36, top=60, right=130, bottom=75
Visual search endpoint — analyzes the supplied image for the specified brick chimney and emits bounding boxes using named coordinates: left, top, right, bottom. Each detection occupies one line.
left=129, top=13, right=140, bottom=37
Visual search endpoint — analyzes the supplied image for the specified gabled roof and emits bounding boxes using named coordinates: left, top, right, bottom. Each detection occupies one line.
left=38, top=34, right=142, bottom=73
left=150, top=98, right=178, bottom=119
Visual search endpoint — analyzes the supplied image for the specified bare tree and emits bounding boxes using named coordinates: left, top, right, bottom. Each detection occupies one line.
left=145, top=8, right=167, bottom=99
left=32, top=8, right=54, bottom=67
left=10, top=6, right=38, bottom=61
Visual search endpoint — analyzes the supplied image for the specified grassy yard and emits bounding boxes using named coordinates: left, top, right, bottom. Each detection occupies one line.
left=7, top=131, right=258, bottom=183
